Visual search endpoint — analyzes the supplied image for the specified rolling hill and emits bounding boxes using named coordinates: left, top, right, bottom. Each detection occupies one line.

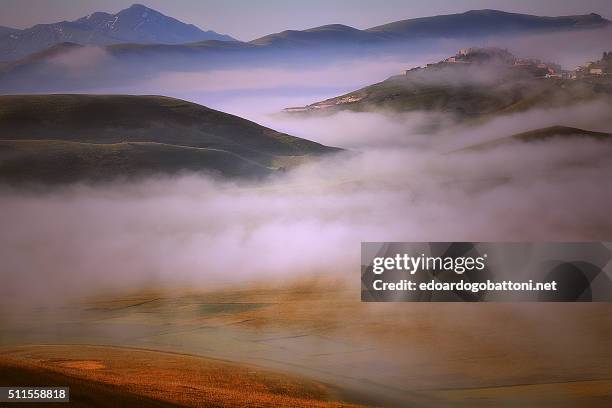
left=366, top=9, right=609, bottom=38
left=0, top=94, right=338, bottom=183
left=250, top=24, right=383, bottom=47
left=454, top=126, right=612, bottom=153
left=0, top=4, right=236, bottom=61
left=253, top=10, right=609, bottom=48
left=284, top=52, right=612, bottom=119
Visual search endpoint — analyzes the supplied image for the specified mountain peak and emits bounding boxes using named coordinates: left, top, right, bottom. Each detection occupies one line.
left=0, top=3, right=236, bottom=61
left=118, top=4, right=164, bottom=19
left=126, top=3, right=154, bottom=12
left=304, top=24, right=361, bottom=33
left=124, top=3, right=158, bottom=14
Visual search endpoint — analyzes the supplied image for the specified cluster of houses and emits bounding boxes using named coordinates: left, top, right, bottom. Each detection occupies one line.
left=404, top=48, right=612, bottom=80
left=574, top=51, right=612, bottom=78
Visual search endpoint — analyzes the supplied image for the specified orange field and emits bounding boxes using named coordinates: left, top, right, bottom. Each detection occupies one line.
left=0, top=344, right=359, bottom=407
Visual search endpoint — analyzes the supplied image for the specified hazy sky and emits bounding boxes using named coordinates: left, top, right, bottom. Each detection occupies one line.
left=1, top=0, right=611, bottom=41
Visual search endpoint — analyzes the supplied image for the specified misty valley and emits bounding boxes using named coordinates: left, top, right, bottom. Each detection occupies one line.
left=1, top=3, right=612, bottom=408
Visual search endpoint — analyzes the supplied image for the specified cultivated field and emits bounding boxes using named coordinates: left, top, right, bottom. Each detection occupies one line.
left=2, top=278, right=612, bottom=407
left=0, top=344, right=358, bottom=407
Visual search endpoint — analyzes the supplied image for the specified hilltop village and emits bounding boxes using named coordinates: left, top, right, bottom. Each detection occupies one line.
left=284, top=47, right=612, bottom=114
left=405, top=47, right=612, bottom=80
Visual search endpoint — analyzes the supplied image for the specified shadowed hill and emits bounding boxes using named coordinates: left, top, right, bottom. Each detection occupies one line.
left=366, top=10, right=609, bottom=38
left=250, top=24, right=382, bottom=47
left=0, top=94, right=338, bottom=183
left=502, top=125, right=612, bottom=143
left=454, top=126, right=612, bottom=153
left=251, top=10, right=609, bottom=47
left=0, top=140, right=277, bottom=183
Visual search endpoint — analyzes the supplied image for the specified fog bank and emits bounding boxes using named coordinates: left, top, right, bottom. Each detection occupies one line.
left=1, top=101, right=611, bottom=307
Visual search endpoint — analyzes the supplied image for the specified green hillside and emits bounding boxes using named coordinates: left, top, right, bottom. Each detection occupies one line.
left=0, top=94, right=338, bottom=183
left=0, top=140, right=277, bottom=183
left=287, top=64, right=612, bottom=120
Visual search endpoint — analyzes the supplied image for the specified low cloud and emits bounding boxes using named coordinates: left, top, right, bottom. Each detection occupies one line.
left=143, top=60, right=407, bottom=92
left=3, top=26, right=612, bottom=307
left=49, top=46, right=111, bottom=72
left=493, top=27, right=612, bottom=69
left=1, top=101, right=611, bottom=307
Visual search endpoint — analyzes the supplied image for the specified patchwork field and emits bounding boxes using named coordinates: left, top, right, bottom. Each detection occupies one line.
left=2, top=278, right=612, bottom=407
left=0, top=345, right=357, bottom=407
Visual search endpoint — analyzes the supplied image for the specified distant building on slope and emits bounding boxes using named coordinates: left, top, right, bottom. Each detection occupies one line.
left=454, top=47, right=515, bottom=64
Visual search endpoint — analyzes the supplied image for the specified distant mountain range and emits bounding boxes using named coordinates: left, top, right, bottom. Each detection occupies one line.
left=1, top=7, right=610, bottom=62
left=0, top=26, right=19, bottom=37
left=0, top=4, right=236, bottom=61
left=0, top=7, right=610, bottom=92
left=0, top=95, right=337, bottom=183
left=252, top=10, right=609, bottom=47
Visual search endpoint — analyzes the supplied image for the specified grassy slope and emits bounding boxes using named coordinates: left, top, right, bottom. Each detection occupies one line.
left=0, top=140, right=275, bottom=183
left=0, top=94, right=337, bottom=183
left=298, top=67, right=612, bottom=119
